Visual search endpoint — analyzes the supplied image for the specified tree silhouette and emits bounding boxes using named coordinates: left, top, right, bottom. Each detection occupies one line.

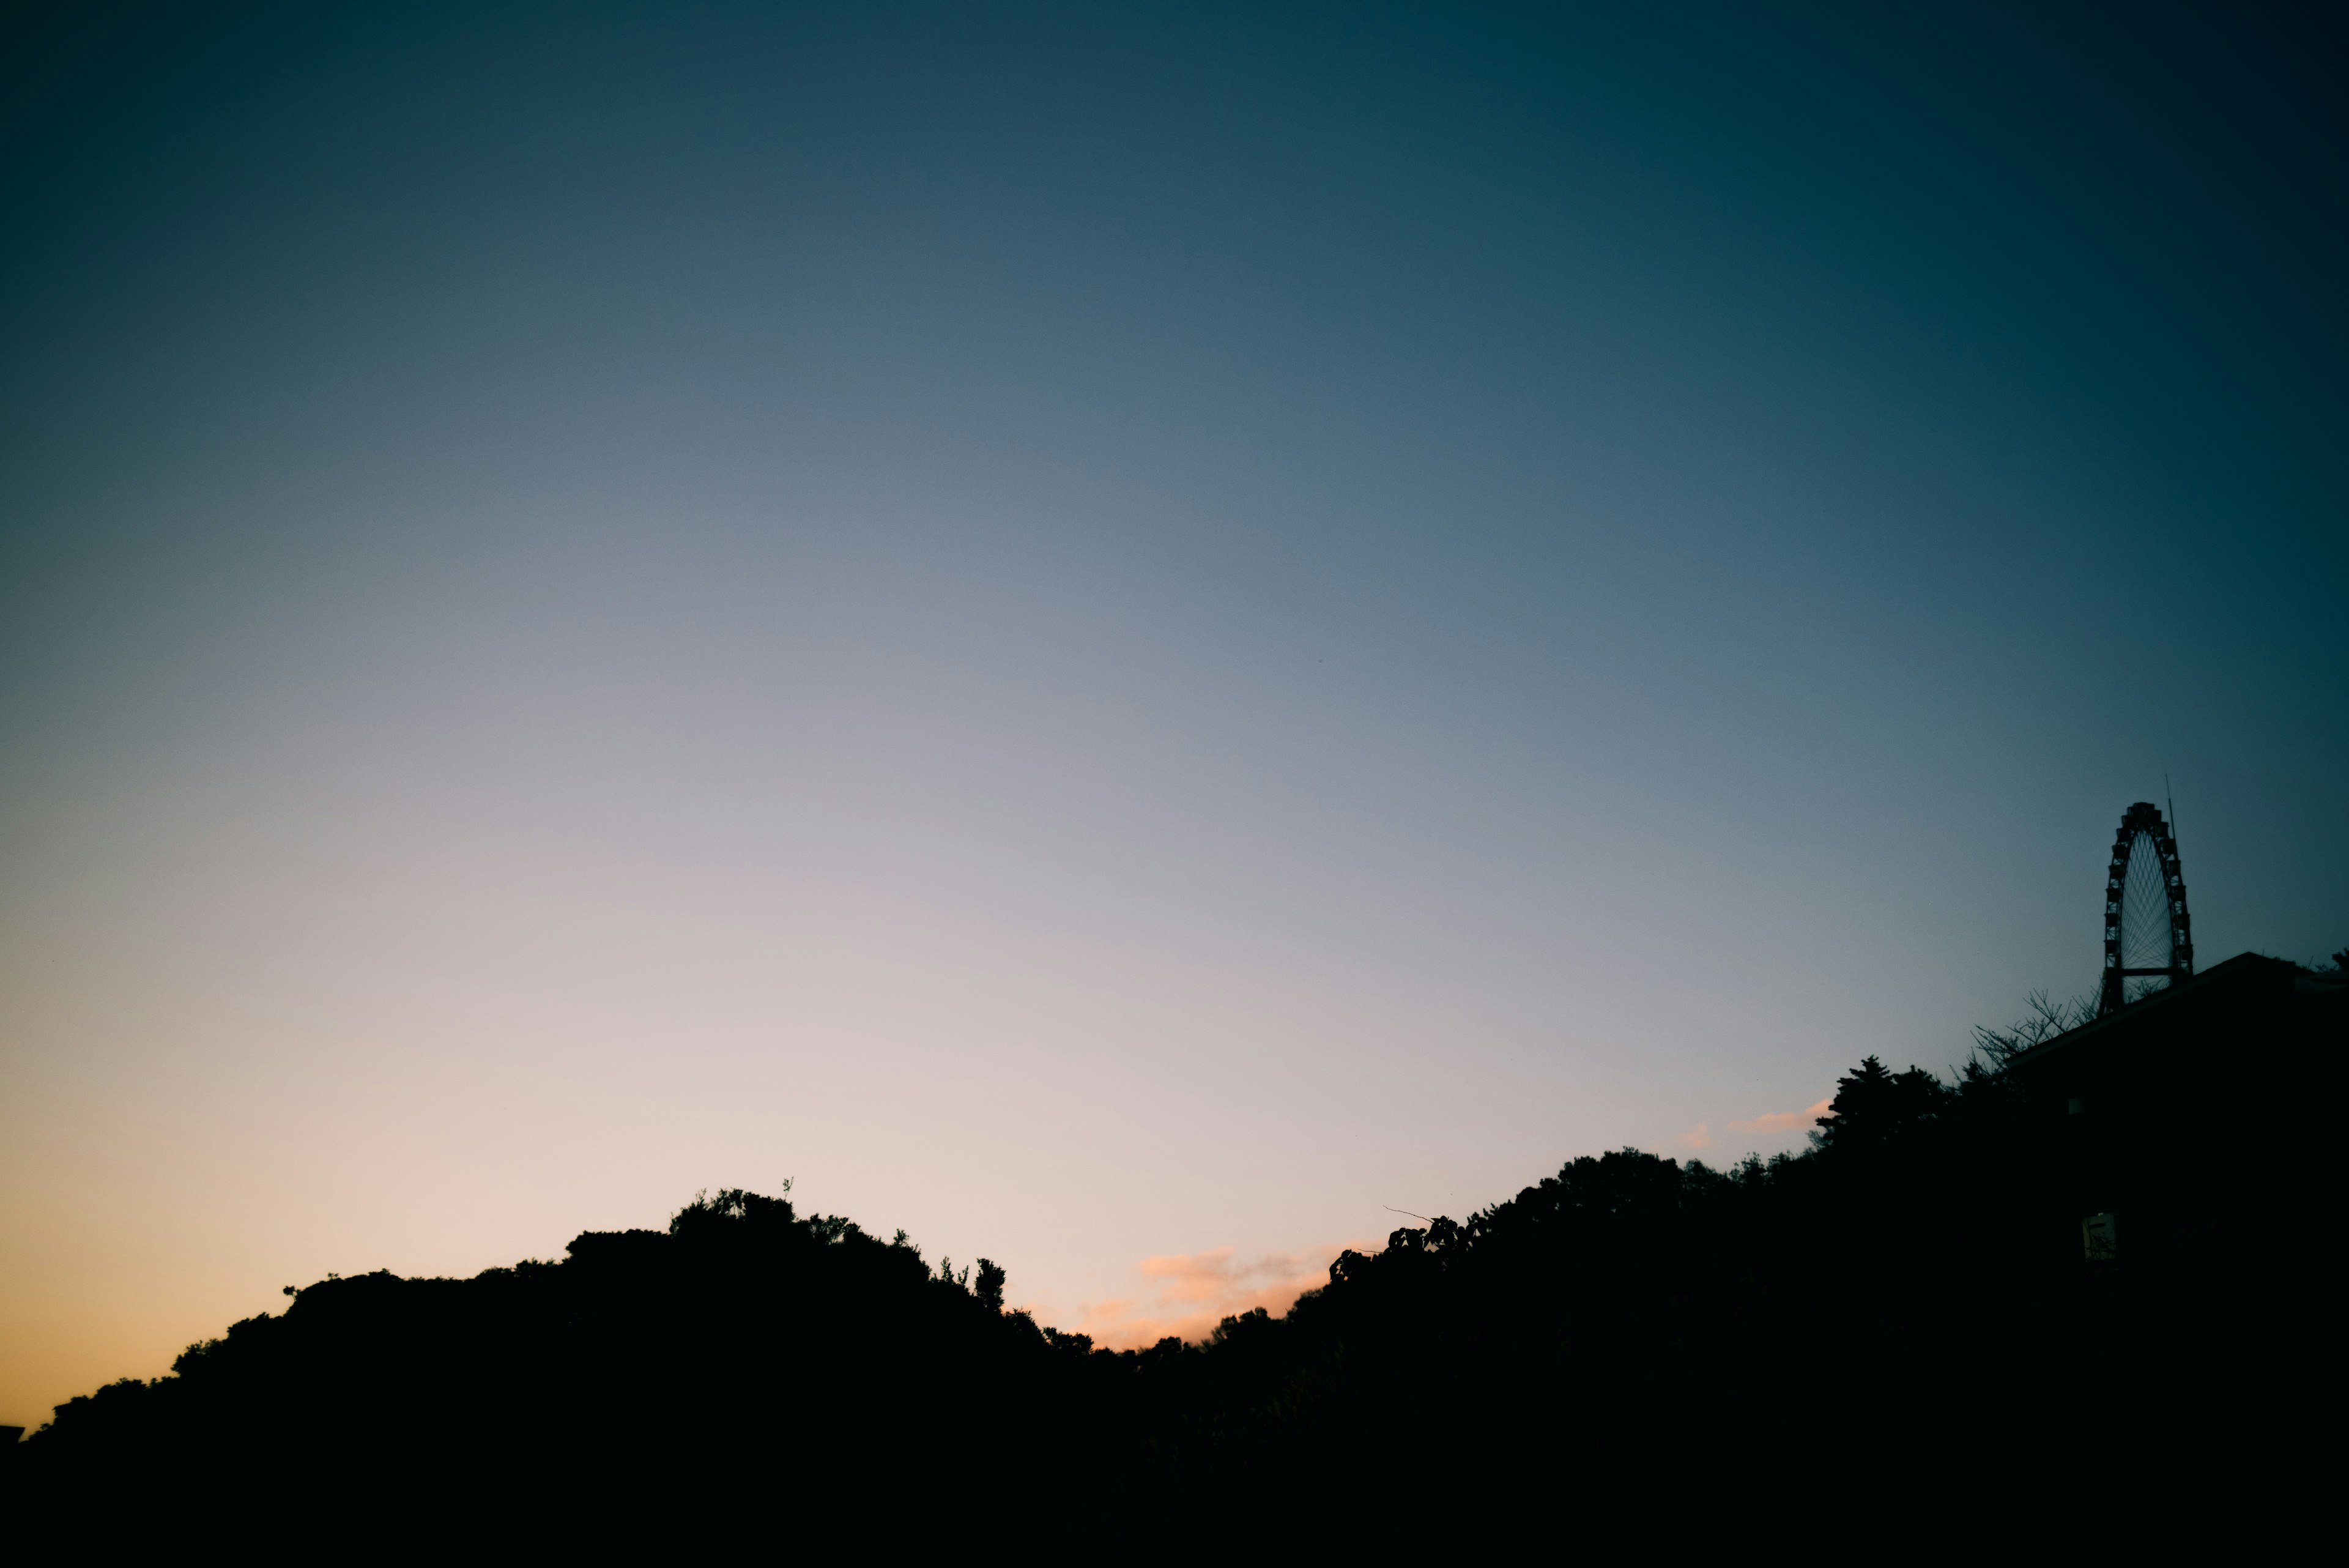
left=20, top=959, right=2320, bottom=1536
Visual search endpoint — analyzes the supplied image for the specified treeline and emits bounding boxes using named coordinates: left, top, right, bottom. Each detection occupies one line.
left=9, top=1051, right=2188, bottom=1529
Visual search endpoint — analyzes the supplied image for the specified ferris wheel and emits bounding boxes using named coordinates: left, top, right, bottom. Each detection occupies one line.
left=2099, top=801, right=2194, bottom=1016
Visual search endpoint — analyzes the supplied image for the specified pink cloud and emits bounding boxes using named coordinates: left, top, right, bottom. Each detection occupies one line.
left=1074, top=1243, right=1358, bottom=1350
left=1675, top=1123, right=1715, bottom=1150
left=1728, top=1098, right=1834, bottom=1135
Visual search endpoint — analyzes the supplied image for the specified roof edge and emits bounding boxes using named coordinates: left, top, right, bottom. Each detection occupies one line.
left=2005, top=951, right=2303, bottom=1069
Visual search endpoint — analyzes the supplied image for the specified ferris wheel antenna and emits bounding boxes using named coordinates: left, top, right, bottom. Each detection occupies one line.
left=2165, top=773, right=2176, bottom=834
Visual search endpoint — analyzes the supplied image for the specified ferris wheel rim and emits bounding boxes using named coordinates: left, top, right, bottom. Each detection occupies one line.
left=2099, top=800, right=2194, bottom=1017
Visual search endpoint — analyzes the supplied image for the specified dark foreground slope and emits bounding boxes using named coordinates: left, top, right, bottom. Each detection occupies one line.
left=9, top=1052, right=2297, bottom=1534
left=19, top=1190, right=1089, bottom=1524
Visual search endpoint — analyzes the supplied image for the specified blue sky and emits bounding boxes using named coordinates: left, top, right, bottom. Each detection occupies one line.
left=3, top=2, right=2342, bottom=1421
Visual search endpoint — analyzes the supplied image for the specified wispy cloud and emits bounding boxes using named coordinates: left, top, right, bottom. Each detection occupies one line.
left=1728, top=1098, right=1834, bottom=1135
left=1073, top=1244, right=1352, bottom=1349
left=1675, top=1123, right=1715, bottom=1150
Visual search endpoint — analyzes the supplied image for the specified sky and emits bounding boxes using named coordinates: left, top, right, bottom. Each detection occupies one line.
left=2, top=2, right=2343, bottom=1429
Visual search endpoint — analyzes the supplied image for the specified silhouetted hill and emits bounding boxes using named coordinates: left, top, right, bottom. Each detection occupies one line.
left=15, top=1017, right=2320, bottom=1536
left=18, top=1188, right=1091, bottom=1531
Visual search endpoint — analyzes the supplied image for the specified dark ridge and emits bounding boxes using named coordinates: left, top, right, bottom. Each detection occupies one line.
left=10, top=954, right=2337, bottom=1536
